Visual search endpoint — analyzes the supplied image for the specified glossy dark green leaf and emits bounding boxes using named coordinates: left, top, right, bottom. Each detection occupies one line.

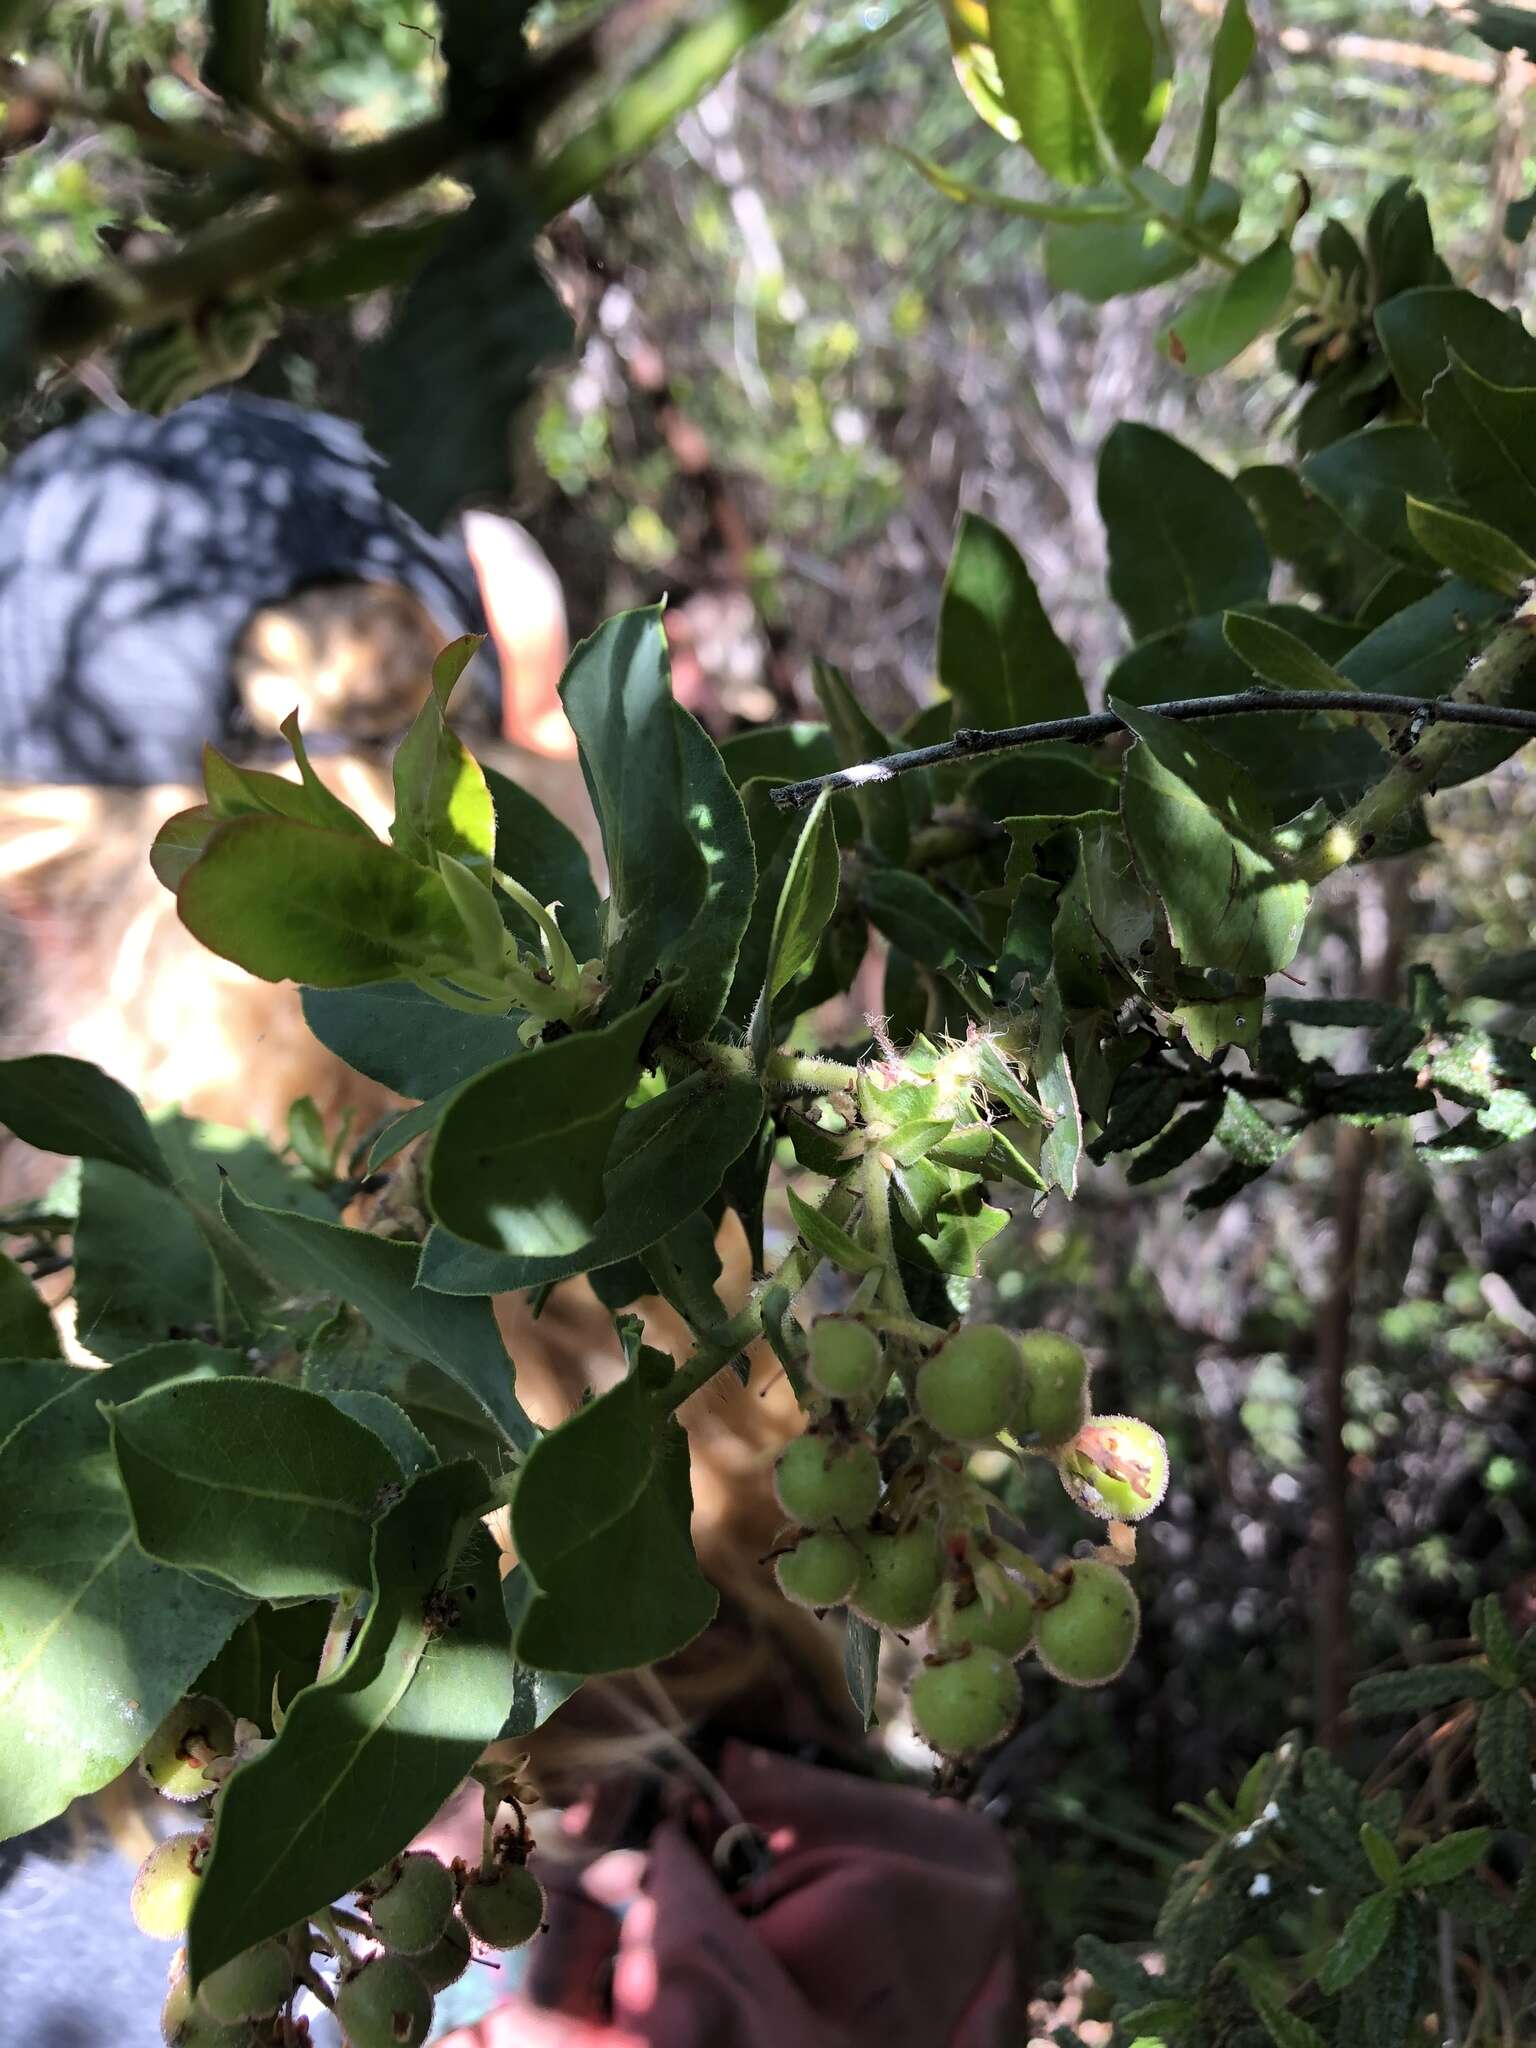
left=968, top=746, right=1116, bottom=824
left=1406, top=495, right=1536, bottom=594
left=0, top=1054, right=172, bottom=1185
left=1116, top=698, right=1309, bottom=977
left=0, top=1251, right=59, bottom=1359
left=511, top=1367, right=716, bottom=1674
left=419, top=1072, right=765, bottom=1294
left=0, top=1343, right=251, bottom=1841
left=718, top=721, right=840, bottom=790
left=810, top=660, right=912, bottom=862
left=218, top=1180, right=533, bottom=1450
left=302, top=981, right=524, bottom=1100
left=192, top=1602, right=332, bottom=1732
left=187, top=1460, right=507, bottom=1983
left=391, top=637, right=496, bottom=870
left=1366, top=178, right=1448, bottom=302
left=1223, top=610, right=1347, bottom=693
left=1043, top=174, right=1240, bottom=302
left=1301, top=425, right=1452, bottom=566
left=1424, top=353, right=1536, bottom=554
left=1161, top=240, right=1292, bottom=376
left=1375, top=286, right=1536, bottom=410
left=484, top=765, right=603, bottom=963
left=427, top=994, right=662, bottom=1257
left=991, top=0, right=1164, bottom=187
left=937, top=510, right=1087, bottom=726
left=1099, top=423, right=1269, bottom=640
left=863, top=871, right=991, bottom=977
left=666, top=706, right=757, bottom=1038
left=107, top=1378, right=399, bottom=1597
left=1236, top=463, right=1383, bottom=612
left=178, top=818, right=469, bottom=988
left=363, top=166, right=571, bottom=530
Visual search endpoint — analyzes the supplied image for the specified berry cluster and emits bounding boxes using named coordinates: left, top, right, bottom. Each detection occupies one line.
left=131, top=1700, right=544, bottom=2046
left=772, top=1319, right=1168, bottom=1760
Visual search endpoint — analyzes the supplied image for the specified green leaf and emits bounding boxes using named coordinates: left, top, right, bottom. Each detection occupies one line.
left=1236, top=463, right=1383, bottom=613
left=1400, top=1827, right=1492, bottom=1889
left=1366, top=178, right=1448, bottom=302
left=325, top=1391, right=439, bottom=1480
left=752, top=789, right=840, bottom=1059
left=511, top=1363, right=716, bottom=1673
left=218, top=1180, right=533, bottom=1451
left=1337, top=574, right=1506, bottom=701
left=1319, top=1891, right=1399, bottom=1994
left=0, top=1054, right=172, bottom=1186
left=1375, top=286, right=1536, bottom=411
left=809, top=659, right=912, bottom=863
left=419, top=1070, right=765, bottom=1294
left=177, top=818, right=469, bottom=988
left=192, top=1603, right=333, bottom=1732
left=1301, top=425, right=1453, bottom=567
left=1424, top=352, right=1536, bottom=555
left=1043, top=173, right=1240, bottom=302
left=937, top=511, right=1087, bottom=726
left=1161, top=240, right=1293, bottom=375
left=785, top=1185, right=883, bottom=1275
left=500, top=1567, right=583, bottom=1735
left=1405, top=495, right=1536, bottom=594
left=991, top=0, right=1165, bottom=188
left=863, top=871, right=991, bottom=978
left=201, top=0, right=268, bottom=104
left=391, top=637, right=497, bottom=870
left=0, top=1250, right=59, bottom=1359
left=187, top=1460, right=506, bottom=1983
left=1216, top=1090, right=1292, bottom=1167
left=278, top=216, right=457, bottom=309
left=302, top=981, right=524, bottom=1102
left=969, top=747, right=1115, bottom=826
left=843, top=1614, right=880, bottom=1730
left=1115, top=699, right=1309, bottom=977
left=1126, top=1095, right=1223, bottom=1182
left=1173, top=993, right=1262, bottom=1062
left=1246, top=1981, right=1326, bottom=2048
left=201, top=743, right=371, bottom=837
left=426, top=993, right=663, bottom=1257
left=1191, top=0, right=1255, bottom=190
left=106, top=1378, right=399, bottom=1598
left=1036, top=978, right=1083, bottom=1197
left=1222, top=609, right=1349, bottom=694
left=1475, top=1685, right=1533, bottom=1826
left=0, top=1343, right=252, bottom=1841
left=484, top=765, right=603, bottom=962
left=1349, top=1663, right=1498, bottom=1716
left=718, top=721, right=840, bottom=791
left=1360, top=1821, right=1401, bottom=1888
left=1099, top=423, right=1269, bottom=640
left=363, top=164, right=571, bottom=530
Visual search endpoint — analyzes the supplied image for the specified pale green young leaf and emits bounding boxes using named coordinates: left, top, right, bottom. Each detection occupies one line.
left=990, top=0, right=1165, bottom=188
left=1405, top=495, right=1536, bottom=595
left=1161, top=240, right=1292, bottom=376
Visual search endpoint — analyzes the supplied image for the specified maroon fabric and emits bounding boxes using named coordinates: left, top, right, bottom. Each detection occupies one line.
left=437, top=1742, right=1021, bottom=2048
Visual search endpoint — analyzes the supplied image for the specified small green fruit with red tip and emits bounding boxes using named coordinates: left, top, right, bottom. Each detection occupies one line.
left=131, top=1832, right=206, bottom=1939
left=909, top=1645, right=1022, bottom=1758
left=1013, top=1331, right=1091, bottom=1449
left=334, top=1953, right=433, bottom=2048
left=773, top=1432, right=881, bottom=1529
left=851, top=1519, right=944, bottom=1630
left=160, top=1974, right=249, bottom=2048
left=775, top=1529, right=861, bottom=1608
left=415, top=1917, right=472, bottom=1994
left=367, top=1850, right=455, bottom=1955
left=1034, top=1559, right=1141, bottom=1687
left=139, top=1696, right=234, bottom=1803
left=916, top=1325, right=1023, bottom=1445
left=461, top=1864, right=545, bottom=1950
left=936, top=1576, right=1037, bottom=1659
left=808, top=1317, right=884, bottom=1403
left=1058, top=1416, right=1169, bottom=1523
left=196, top=1939, right=293, bottom=2023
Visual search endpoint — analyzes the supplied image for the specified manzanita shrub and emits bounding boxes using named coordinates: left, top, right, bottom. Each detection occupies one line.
left=2, top=3, right=1536, bottom=2044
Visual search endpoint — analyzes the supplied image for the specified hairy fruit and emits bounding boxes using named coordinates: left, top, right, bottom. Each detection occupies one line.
left=909, top=1645, right=1022, bottom=1758
left=131, top=1832, right=206, bottom=1940
left=916, top=1325, right=1023, bottom=1445
left=368, top=1850, right=455, bottom=1955
left=1035, top=1559, right=1141, bottom=1687
left=334, top=1954, right=433, bottom=2048
left=414, top=1917, right=472, bottom=1994
left=936, top=1575, right=1037, bottom=1659
left=807, top=1317, right=884, bottom=1403
left=196, top=1939, right=293, bottom=2023
left=139, top=1695, right=235, bottom=1803
left=1013, top=1331, right=1091, bottom=1449
left=160, top=1975, right=250, bottom=2048
left=851, top=1520, right=945, bottom=1630
left=775, top=1529, right=861, bottom=1608
left=1059, top=1416, right=1169, bottom=1523
left=461, top=1864, right=545, bottom=1950
left=773, top=1432, right=881, bottom=1529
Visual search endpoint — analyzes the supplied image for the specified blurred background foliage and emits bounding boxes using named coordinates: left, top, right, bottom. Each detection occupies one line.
left=7, top=0, right=1536, bottom=2001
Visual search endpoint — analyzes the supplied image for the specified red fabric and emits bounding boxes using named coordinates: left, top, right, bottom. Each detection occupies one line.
left=437, top=1742, right=1021, bottom=2048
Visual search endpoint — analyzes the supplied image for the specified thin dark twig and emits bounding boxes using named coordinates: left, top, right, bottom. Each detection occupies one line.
left=766, top=688, right=1536, bottom=810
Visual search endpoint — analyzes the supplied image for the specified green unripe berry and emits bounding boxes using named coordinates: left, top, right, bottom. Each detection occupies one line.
left=461, top=1864, right=545, bottom=1951
left=775, top=1529, right=861, bottom=1609
left=909, top=1645, right=1022, bottom=1758
left=1013, top=1331, right=1091, bottom=1450
left=335, top=1954, right=433, bottom=2048
left=773, top=1432, right=881, bottom=1530
left=807, top=1317, right=884, bottom=1403
left=160, top=1975, right=249, bottom=2048
left=415, top=1917, right=472, bottom=1994
left=131, top=1832, right=206, bottom=1940
left=368, top=1850, right=455, bottom=1955
left=140, top=1695, right=235, bottom=1804
left=1058, top=1416, right=1169, bottom=1523
left=1034, top=1559, right=1141, bottom=1687
left=196, top=1939, right=292, bottom=2023
left=851, top=1520, right=944, bottom=1630
left=916, top=1325, right=1023, bottom=1445
left=936, top=1576, right=1036, bottom=1659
